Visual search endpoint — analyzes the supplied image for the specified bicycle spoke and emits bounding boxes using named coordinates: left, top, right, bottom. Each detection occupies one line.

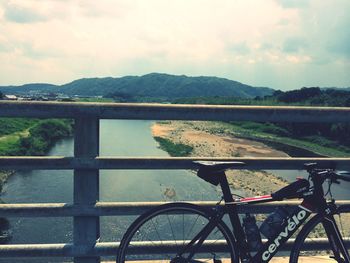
left=290, top=215, right=350, bottom=262
left=186, top=214, right=201, bottom=241
left=118, top=203, right=235, bottom=262
left=150, top=217, right=163, bottom=243
left=166, top=212, right=178, bottom=248
left=183, top=213, right=185, bottom=247
left=208, top=234, right=225, bottom=245
left=127, top=224, right=174, bottom=259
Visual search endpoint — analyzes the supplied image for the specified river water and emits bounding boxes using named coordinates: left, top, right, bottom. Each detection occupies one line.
left=0, top=120, right=224, bottom=262
left=1, top=120, right=349, bottom=262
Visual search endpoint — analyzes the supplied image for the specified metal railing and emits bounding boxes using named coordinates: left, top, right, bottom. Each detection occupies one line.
left=0, top=101, right=350, bottom=262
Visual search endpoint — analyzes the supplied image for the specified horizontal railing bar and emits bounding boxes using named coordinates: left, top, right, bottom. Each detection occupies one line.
left=1, top=238, right=349, bottom=257
left=1, top=101, right=350, bottom=123
left=1, top=157, right=350, bottom=170
left=0, top=242, right=118, bottom=257
left=1, top=201, right=350, bottom=217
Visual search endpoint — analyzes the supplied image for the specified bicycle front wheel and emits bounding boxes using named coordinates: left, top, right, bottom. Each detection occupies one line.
left=290, top=212, right=350, bottom=263
left=117, top=202, right=237, bottom=263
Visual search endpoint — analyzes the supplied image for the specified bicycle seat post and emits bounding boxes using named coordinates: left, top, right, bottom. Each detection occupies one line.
left=218, top=171, right=251, bottom=261
left=218, top=171, right=234, bottom=204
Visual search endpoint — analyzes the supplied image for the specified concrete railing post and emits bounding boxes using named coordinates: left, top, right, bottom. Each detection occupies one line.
left=74, top=117, right=100, bottom=263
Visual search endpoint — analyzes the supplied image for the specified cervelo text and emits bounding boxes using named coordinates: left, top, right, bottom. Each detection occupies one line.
left=262, top=209, right=307, bottom=261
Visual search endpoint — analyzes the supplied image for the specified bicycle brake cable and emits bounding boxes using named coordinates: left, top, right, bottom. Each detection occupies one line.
left=216, top=196, right=224, bottom=205
left=324, top=178, right=333, bottom=199
left=232, top=193, right=244, bottom=199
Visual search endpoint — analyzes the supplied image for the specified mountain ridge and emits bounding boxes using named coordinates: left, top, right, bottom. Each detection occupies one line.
left=0, top=73, right=274, bottom=99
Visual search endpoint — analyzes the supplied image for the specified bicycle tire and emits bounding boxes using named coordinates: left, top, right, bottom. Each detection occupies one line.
left=289, top=213, right=350, bottom=263
left=117, top=202, right=237, bottom=263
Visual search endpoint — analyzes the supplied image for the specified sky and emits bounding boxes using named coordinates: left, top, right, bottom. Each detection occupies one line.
left=0, top=0, right=349, bottom=90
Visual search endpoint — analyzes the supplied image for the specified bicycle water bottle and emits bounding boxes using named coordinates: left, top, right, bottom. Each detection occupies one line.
left=243, top=213, right=262, bottom=251
left=260, top=207, right=290, bottom=239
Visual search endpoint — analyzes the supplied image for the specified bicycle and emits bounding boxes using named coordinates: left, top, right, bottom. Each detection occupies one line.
left=117, top=162, right=350, bottom=262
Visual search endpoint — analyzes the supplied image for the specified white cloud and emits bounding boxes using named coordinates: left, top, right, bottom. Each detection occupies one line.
left=283, top=37, right=308, bottom=53
left=4, top=3, right=47, bottom=23
left=0, top=0, right=349, bottom=90
left=275, top=0, right=310, bottom=9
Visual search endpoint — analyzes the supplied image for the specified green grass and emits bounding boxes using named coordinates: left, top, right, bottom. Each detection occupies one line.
left=0, top=118, right=39, bottom=137
left=230, top=121, right=291, bottom=137
left=77, top=98, right=114, bottom=103
left=18, top=119, right=73, bottom=156
left=154, top=137, right=193, bottom=157
left=0, top=119, right=73, bottom=156
left=0, top=134, right=23, bottom=155
left=213, top=122, right=350, bottom=157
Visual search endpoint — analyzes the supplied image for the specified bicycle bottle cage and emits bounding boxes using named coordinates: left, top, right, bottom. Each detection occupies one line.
left=271, top=179, right=310, bottom=201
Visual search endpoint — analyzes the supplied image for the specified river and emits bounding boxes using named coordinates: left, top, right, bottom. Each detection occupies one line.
left=1, top=120, right=349, bottom=262
left=0, top=120, right=225, bottom=262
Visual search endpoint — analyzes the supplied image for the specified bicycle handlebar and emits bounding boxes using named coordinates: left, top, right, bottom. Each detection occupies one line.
left=311, top=168, right=350, bottom=183
left=304, top=162, right=350, bottom=183
left=333, top=171, right=350, bottom=182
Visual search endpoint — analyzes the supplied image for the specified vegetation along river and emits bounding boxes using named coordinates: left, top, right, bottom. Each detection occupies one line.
left=1, top=120, right=349, bottom=262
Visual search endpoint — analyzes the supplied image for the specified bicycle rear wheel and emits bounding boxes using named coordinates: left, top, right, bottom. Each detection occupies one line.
left=290, top=213, right=350, bottom=263
left=117, top=202, right=237, bottom=263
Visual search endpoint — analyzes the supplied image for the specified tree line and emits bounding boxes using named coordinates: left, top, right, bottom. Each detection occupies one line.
left=174, top=87, right=350, bottom=153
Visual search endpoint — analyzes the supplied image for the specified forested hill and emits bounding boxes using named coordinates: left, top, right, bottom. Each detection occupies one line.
left=174, top=87, right=350, bottom=107
left=272, top=87, right=350, bottom=106
left=0, top=83, right=56, bottom=95
left=0, top=73, right=273, bottom=100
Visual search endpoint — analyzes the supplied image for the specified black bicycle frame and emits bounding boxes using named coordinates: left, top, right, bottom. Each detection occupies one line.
left=322, top=213, right=350, bottom=262
left=182, top=169, right=350, bottom=262
left=250, top=205, right=310, bottom=262
left=215, top=171, right=350, bottom=263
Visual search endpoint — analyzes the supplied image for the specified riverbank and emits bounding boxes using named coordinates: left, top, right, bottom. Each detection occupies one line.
left=0, top=170, right=13, bottom=241
left=0, top=171, right=14, bottom=193
left=0, top=119, right=73, bottom=156
left=221, top=122, right=350, bottom=158
left=0, top=119, right=73, bottom=189
left=152, top=121, right=289, bottom=197
left=0, top=119, right=73, bottom=190
left=151, top=121, right=350, bottom=240
left=0, top=119, right=73, bottom=237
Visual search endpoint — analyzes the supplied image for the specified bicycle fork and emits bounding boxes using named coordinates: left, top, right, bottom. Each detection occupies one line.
left=323, top=215, right=350, bottom=263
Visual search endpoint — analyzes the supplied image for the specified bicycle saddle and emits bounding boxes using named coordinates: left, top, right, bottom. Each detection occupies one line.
left=194, top=161, right=245, bottom=172
left=194, top=161, right=245, bottom=186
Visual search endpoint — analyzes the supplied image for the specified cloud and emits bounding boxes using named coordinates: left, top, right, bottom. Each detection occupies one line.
left=283, top=37, right=308, bottom=53
left=277, top=18, right=290, bottom=26
left=3, top=3, right=48, bottom=23
left=327, top=36, right=350, bottom=58
left=0, top=0, right=349, bottom=90
left=77, top=1, right=129, bottom=18
left=325, top=17, right=350, bottom=58
left=0, top=37, right=12, bottom=53
left=227, top=42, right=250, bottom=55
left=259, top=43, right=274, bottom=51
left=275, top=0, right=309, bottom=9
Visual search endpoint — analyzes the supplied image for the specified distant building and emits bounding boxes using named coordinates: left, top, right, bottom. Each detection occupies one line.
left=4, top=95, right=18, bottom=100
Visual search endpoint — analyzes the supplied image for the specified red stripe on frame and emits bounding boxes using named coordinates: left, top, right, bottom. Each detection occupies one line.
left=239, top=195, right=272, bottom=202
